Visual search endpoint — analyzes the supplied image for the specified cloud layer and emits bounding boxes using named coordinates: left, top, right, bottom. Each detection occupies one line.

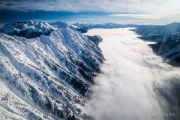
left=0, top=0, right=180, bottom=24
left=85, top=28, right=179, bottom=120
left=0, top=0, right=179, bottom=13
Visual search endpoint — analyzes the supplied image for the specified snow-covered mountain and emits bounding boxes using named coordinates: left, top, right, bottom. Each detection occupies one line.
left=134, top=23, right=180, bottom=65
left=150, top=33, right=180, bottom=66
left=135, top=23, right=180, bottom=37
left=0, top=21, right=56, bottom=39
left=0, top=21, right=104, bottom=120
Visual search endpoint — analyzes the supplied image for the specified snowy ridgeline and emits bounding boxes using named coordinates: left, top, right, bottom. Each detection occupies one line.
left=0, top=21, right=104, bottom=120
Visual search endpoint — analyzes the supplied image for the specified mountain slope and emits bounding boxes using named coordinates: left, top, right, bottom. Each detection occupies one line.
left=0, top=21, right=104, bottom=120
left=135, top=23, right=180, bottom=65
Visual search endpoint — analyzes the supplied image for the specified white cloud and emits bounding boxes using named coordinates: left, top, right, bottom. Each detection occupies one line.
left=1, top=0, right=180, bottom=14
left=109, top=14, right=160, bottom=19
left=85, top=28, right=170, bottom=120
left=1, top=0, right=180, bottom=23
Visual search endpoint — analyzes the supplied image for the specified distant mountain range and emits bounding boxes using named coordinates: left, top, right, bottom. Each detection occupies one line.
left=71, top=23, right=135, bottom=33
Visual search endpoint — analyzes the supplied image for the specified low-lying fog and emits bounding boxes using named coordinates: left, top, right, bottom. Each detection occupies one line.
left=85, top=28, right=180, bottom=120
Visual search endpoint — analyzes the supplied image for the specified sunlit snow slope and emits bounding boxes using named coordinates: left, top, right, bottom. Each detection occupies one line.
left=86, top=28, right=180, bottom=120
left=0, top=21, right=104, bottom=120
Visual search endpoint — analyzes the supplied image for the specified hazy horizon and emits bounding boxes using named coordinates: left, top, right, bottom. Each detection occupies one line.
left=0, top=0, right=180, bottom=24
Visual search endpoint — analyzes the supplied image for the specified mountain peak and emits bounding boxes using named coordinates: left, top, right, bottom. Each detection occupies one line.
left=0, top=21, right=57, bottom=39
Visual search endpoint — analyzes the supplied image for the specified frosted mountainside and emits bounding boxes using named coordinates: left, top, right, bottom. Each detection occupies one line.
left=134, top=23, right=180, bottom=65
left=0, top=21, right=104, bottom=120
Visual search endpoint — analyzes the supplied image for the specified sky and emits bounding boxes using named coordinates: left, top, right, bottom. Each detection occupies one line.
left=0, top=0, right=180, bottom=24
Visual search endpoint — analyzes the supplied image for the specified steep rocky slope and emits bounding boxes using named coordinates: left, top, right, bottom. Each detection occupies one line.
left=0, top=21, right=104, bottom=120
left=135, top=23, right=180, bottom=65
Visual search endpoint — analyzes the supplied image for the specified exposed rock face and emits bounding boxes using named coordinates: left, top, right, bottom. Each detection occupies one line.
left=0, top=21, right=104, bottom=120
left=150, top=33, right=180, bottom=66
left=135, top=23, right=180, bottom=65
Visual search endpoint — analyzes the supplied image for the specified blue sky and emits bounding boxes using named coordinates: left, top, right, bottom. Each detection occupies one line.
left=0, top=0, right=180, bottom=24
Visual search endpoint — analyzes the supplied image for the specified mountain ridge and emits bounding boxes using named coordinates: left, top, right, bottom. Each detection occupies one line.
left=0, top=21, right=104, bottom=120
